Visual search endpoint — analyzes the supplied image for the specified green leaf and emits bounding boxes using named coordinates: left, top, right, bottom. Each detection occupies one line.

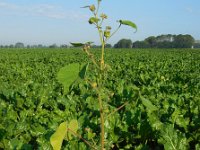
left=196, top=144, right=200, bottom=150
left=66, top=120, right=79, bottom=141
left=158, top=124, right=188, bottom=150
left=81, top=6, right=90, bottom=8
left=57, top=63, right=80, bottom=94
left=147, top=112, right=163, bottom=130
left=70, top=43, right=85, bottom=47
left=87, top=129, right=96, bottom=140
left=70, top=42, right=93, bottom=47
left=140, top=96, right=158, bottom=112
left=119, top=20, right=137, bottom=31
left=9, top=138, right=23, bottom=149
left=79, top=63, right=89, bottom=79
left=50, top=122, right=67, bottom=150
left=171, top=109, right=189, bottom=130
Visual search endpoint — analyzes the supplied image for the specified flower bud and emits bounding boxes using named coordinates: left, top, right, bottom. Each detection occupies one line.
left=91, top=82, right=97, bottom=88
left=89, top=5, right=96, bottom=12
left=104, top=30, right=110, bottom=38
left=100, top=13, right=108, bottom=19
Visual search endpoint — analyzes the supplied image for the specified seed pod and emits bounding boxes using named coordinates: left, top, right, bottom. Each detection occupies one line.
left=104, top=30, right=110, bottom=38
left=89, top=5, right=96, bottom=12
left=88, top=17, right=99, bottom=24
left=106, top=26, right=112, bottom=30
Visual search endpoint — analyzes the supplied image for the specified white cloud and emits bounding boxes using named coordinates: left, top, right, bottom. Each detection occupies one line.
left=0, top=2, right=88, bottom=20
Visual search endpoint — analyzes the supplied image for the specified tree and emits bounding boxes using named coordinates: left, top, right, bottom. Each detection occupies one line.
left=60, top=44, right=68, bottom=48
left=105, top=44, right=112, bottom=48
left=156, top=41, right=173, bottom=48
left=37, top=44, right=44, bottom=48
left=114, top=39, right=132, bottom=48
left=173, top=34, right=195, bottom=48
left=9, top=44, right=14, bottom=48
left=49, top=44, right=58, bottom=48
left=15, top=42, right=24, bottom=48
left=92, top=45, right=101, bottom=48
left=132, top=34, right=195, bottom=49
left=145, top=36, right=157, bottom=48
left=156, top=34, right=174, bottom=43
left=194, top=43, right=200, bottom=48
left=132, top=41, right=150, bottom=48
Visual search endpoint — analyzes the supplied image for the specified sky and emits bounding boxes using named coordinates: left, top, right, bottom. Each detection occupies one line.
left=0, top=0, right=200, bottom=46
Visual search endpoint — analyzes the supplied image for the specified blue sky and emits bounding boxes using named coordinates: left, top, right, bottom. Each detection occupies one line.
left=0, top=0, right=200, bottom=46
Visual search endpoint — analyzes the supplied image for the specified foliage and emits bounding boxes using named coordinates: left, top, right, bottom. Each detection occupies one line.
left=15, top=42, right=25, bottom=48
left=50, top=122, right=68, bottom=150
left=132, top=34, right=195, bottom=49
left=56, top=63, right=80, bottom=94
left=114, top=39, right=133, bottom=48
left=158, top=124, right=188, bottom=150
left=132, top=41, right=150, bottom=48
left=0, top=48, right=199, bottom=149
left=173, top=34, right=195, bottom=48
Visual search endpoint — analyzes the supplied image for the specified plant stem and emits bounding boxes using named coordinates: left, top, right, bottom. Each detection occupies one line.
left=100, top=42, right=105, bottom=70
left=94, top=1, right=106, bottom=149
left=98, top=94, right=105, bottom=150
left=94, top=0, right=105, bottom=70
left=106, top=101, right=129, bottom=119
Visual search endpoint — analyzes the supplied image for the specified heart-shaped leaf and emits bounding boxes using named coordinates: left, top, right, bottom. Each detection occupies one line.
left=50, top=122, right=67, bottom=150
left=57, top=63, right=80, bottom=94
left=66, top=120, right=79, bottom=141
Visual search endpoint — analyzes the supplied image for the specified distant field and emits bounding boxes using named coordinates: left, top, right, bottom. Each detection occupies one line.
left=0, top=48, right=200, bottom=149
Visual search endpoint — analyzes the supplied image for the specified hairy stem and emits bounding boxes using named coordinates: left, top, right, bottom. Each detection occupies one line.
left=94, top=0, right=105, bottom=70
left=98, top=94, right=105, bottom=150
left=94, top=1, right=106, bottom=149
left=100, top=42, right=105, bottom=70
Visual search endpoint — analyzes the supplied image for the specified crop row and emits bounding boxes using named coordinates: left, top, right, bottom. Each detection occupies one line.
left=0, top=48, right=199, bottom=149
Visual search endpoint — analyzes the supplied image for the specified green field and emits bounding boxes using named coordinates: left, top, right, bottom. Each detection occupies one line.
left=0, top=48, right=200, bottom=149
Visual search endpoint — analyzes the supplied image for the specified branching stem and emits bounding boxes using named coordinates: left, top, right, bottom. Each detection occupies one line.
left=105, top=24, right=121, bottom=43
left=67, top=128, right=97, bottom=150
left=106, top=101, right=129, bottom=119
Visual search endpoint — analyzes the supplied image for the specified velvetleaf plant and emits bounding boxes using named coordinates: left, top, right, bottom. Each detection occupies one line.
left=50, top=0, right=137, bottom=150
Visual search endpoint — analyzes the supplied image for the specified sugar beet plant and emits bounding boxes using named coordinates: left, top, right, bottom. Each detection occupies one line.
left=50, top=0, right=137, bottom=149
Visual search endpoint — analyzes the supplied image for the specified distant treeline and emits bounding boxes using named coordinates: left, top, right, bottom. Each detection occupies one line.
left=114, top=34, right=200, bottom=49
left=0, top=43, right=68, bottom=49
left=1, top=34, right=200, bottom=49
